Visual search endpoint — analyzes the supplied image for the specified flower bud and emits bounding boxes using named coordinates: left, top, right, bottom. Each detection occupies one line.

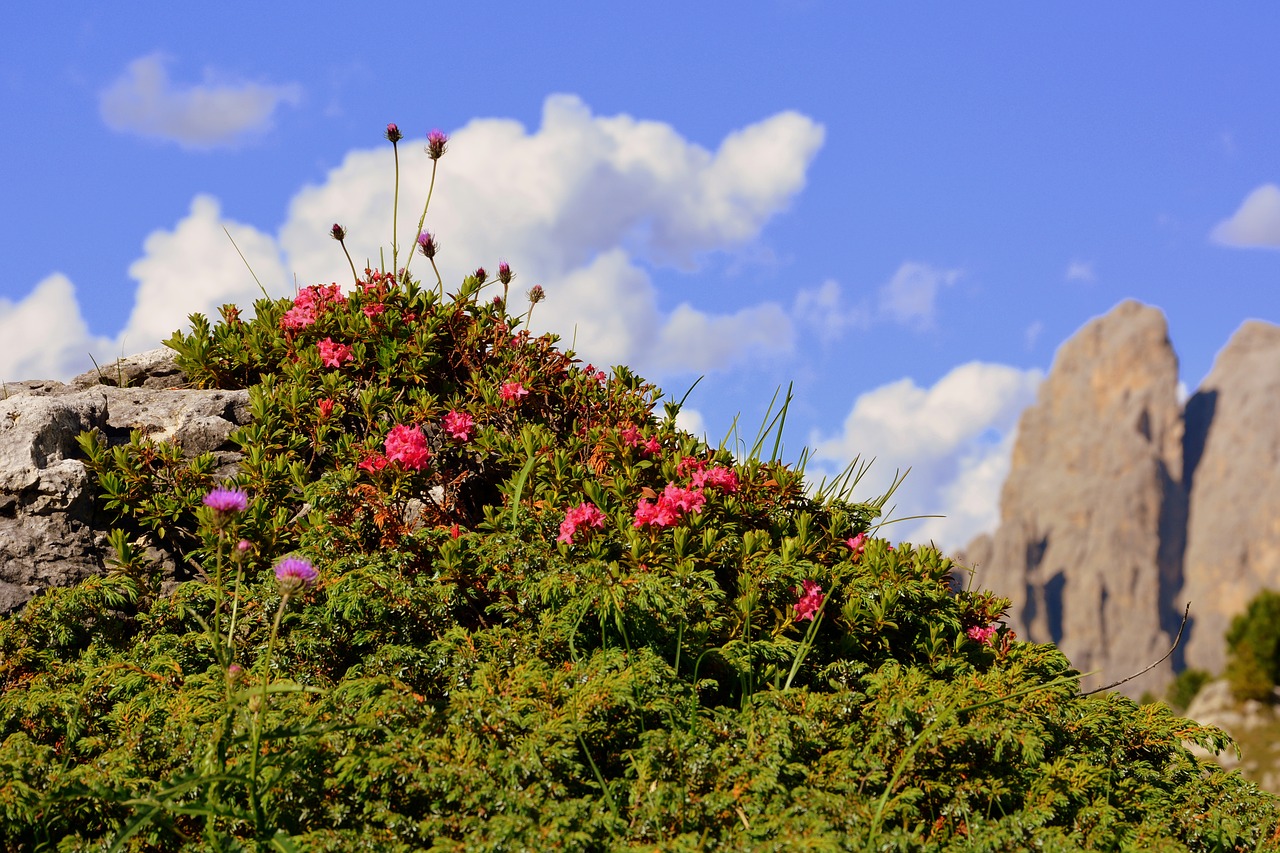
left=417, top=231, right=438, bottom=259
left=330, top=223, right=346, bottom=241
left=527, top=285, right=545, bottom=305
left=426, top=129, right=449, bottom=160
left=385, top=123, right=402, bottom=143
left=473, top=267, right=487, bottom=284
left=498, top=262, right=513, bottom=285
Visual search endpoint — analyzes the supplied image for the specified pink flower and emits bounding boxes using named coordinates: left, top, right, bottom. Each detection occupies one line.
left=500, top=381, right=529, bottom=403
left=443, top=410, right=475, bottom=442
left=619, top=425, right=642, bottom=447
left=557, top=501, right=607, bottom=544
left=281, top=283, right=346, bottom=330
left=204, top=487, right=248, bottom=514
left=357, top=453, right=388, bottom=473
left=633, top=484, right=705, bottom=529
left=362, top=303, right=386, bottom=319
left=318, top=398, right=335, bottom=419
left=967, top=625, right=999, bottom=647
left=641, top=436, right=661, bottom=457
left=318, top=338, right=353, bottom=368
left=846, top=532, right=868, bottom=561
left=274, top=556, right=318, bottom=595
left=691, top=465, right=739, bottom=493
left=385, top=425, right=431, bottom=470
left=793, top=580, right=825, bottom=622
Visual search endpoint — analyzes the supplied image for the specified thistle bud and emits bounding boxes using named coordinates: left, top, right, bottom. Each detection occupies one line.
left=417, top=231, right=438, bottom=259
left=498, top=262, right=513, bottom=285
left=330, top=223, right=346, bottom=241
left=426, top=129, right=449, bottom=160
left=473, top=267, right=487, bottom=284
left=385, top=123, right=402, bottom=143
left=527, top=285, right=545, bottom=305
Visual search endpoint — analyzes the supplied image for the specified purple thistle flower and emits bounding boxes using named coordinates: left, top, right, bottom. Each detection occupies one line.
left=426, top=129, right=449, bottom=160
left=417, top=231, right=438, bottom=259
left=274, top=557, right=318, bottom=595
left=204, top=487, right=248, bottom=514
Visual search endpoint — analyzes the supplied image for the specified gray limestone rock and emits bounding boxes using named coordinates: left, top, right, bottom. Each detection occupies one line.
left=978, top=300, right=1186, bottom=697
left=1180, top=321, right=1280, bottom=674
left=0, top=349, right=251, bottom=614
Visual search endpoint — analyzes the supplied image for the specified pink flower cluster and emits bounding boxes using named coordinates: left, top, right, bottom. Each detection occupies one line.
left=385, top=424, right=431, bottom=470
left=846, top=532, right=868, bottom=561
left=281, top=284, right=347, bottom=330
left=357, top=454, right=388, bottom=473
left=691, top=466, right=739, bottom=493
left=967, top=625, right=998, bottom=647
left=634, top=484, right=706, bottom=528
left=318, top=337, right=353, bottom=368
left=793, top=580, right=825, bottom=622
left=500, top=381, right=529, bottom=403
left=620, top=425, right=660, bottom=457
left=557, top=501, right=607, bottom=544
left=443, top=410, right=474, bottom=442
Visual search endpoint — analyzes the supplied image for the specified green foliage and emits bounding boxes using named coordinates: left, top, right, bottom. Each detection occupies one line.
left=1166, top=668, right=1213, bottom=713
left=1225, top=589, right=1280, bottom=702
left=1, top=133, right=1277, bottom=851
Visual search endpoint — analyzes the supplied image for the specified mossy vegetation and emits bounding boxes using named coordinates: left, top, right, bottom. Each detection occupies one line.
left=1, top=127, right=1278, bottom=851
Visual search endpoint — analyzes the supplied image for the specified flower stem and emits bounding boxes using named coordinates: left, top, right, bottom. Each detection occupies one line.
left=391, top=142, right=401, bottom=275
left=248, top=593, right=290, bottom=833
left=403, top=160, right=439, bottom=283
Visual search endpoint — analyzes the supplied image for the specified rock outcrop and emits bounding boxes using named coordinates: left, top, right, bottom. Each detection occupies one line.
left=0, top=348, right=249, bottom=614
left=968, top=304, right=1280, bottom=698
left=1180, top=322, right=1280, bottom=674
left=975, top=300, right=1187, bottom=697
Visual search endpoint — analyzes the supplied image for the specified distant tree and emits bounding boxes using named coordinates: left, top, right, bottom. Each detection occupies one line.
left=1225, top=589, right=1280, bottom=702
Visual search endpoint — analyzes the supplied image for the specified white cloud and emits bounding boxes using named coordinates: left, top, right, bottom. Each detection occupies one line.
left=1024, top=320, right=1044, bottom=350
left=875, top=262, right=960, bottom=330
left=1210, top=183, right=1280, bottom=248
left=1065, top=260, right=1095, bottom=282
left=793, top=279, right=869, bottom=344
left=0, top=275, right=113, bottom=382
left=793, top=263, right=961, bottom=345
left=121, top=195, right=292, bottom=348
left=5, top=95, right=821, bottom=382
left=278, top=94, right=821, bottom=373
left=100, top=53, right=302, bottom=149
left=810, top=362, right=1043, bottom=551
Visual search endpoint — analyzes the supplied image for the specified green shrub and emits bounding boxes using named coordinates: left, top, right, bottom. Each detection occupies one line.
left=1225, top=589, right=1280, bottom=702
left=0, top=125, right=1276, bottom=851
left=1166, top=668, right=1212, bottom=712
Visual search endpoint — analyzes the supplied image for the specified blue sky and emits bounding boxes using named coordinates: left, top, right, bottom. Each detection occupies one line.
left=3, top=3, right=1278, bottom=550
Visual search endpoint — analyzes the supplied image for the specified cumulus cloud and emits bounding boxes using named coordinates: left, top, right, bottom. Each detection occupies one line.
left=5, top=95, right=821, bottom=382
left=120, top=195, right=292, bottom=347
left=100, top=53, right=302, bottom=149
left=793, top=263, right=961, bottom=344
left=1065, top=260, right=1095, bottom=282
left=877, top=262, right=960, bottom=329
left=1210, top=183, right=1280, bottom=248
left=0, top=275, right=114, bottom=382
left=793, top=279, right=869, bottom=344
left=279, top=94, right=821, bottom=373
left=810, top=362, right=1043, bottom=551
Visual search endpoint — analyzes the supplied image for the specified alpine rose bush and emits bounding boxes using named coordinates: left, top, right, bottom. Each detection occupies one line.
left=0, top=119, right=1274, bottom=853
